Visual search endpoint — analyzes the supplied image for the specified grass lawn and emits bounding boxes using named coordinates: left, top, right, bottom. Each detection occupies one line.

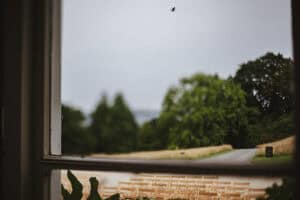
left=252, top=154, right=293, bottom=165
left=91, top=144, right=233, bottom=160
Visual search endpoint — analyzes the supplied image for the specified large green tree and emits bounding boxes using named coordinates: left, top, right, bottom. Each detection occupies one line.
left=62, top=104, right=95, bottom=154
left=234, top=52, right=294, bottom=117
left=160, top=74, right=253, bottom=148
left=234, top=52, right=295, bottom=143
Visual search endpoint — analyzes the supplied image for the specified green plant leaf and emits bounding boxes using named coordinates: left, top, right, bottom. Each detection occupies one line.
left=61, top=184, right=71, bottom=199
left=87, top=177, right=102, bottom=200
left=105, top=193, right=120, bottom=200
left=61, top=170, right=83, bottom=200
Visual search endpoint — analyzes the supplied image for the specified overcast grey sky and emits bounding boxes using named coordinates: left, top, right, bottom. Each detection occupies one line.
left=62, top=0, right=292, bottom=113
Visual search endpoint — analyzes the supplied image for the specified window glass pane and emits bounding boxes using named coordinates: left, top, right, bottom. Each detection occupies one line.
left=60, top=0, right=294, bottom=165
left=59, top=170, right=293, bottom=200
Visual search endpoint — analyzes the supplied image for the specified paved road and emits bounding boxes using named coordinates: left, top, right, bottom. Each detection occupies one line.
left=195, top=149, right=257, bottom=165
left=88, top=149, right=257, bottom=165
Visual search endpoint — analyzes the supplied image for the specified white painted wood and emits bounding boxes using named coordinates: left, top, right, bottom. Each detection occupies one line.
left=50, top=170, right=61, bottom=200
left=49, top=1, right=62, bottom=200
left=50, top=0, right=62, bottom=156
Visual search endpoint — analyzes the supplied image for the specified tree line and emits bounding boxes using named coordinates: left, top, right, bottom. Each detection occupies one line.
left=62, top=94, right=138, bottom=154
left=62, top=52, right=295, bottom=154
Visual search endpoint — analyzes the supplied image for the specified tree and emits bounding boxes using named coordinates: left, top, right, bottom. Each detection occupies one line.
left=89, top=93, right=138, bottom=153
left=89, top=95, right=111, bottom=152
left=160, top=73, right=252, bottom=148
left=62, top=104, right=95, bottom=154
left=234, top=52, right=294, bottom=117
left=248, top=112, right=295, bottom=144
left=138, top=114, right=172, bottom=151
left=108, top=93, right=138, bottom=152
left=138, top=119, right=160, bottom=151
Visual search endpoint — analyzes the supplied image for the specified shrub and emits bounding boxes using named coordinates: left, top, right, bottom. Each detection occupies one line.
left=61, top=170, right=120, bottom=200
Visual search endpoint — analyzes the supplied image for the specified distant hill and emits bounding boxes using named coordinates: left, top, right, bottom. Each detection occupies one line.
left=133, top=110, right=160, bottom=125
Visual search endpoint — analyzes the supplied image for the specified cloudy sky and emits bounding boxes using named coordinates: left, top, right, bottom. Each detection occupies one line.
left=61, top=0, right=292, bottom=113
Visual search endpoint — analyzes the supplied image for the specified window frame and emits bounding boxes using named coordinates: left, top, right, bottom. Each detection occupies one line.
left=8, top=0, right=298, bottom=199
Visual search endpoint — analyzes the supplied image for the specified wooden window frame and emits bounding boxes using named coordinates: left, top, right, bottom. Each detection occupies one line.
left=1, top=0, right=300, bottom=199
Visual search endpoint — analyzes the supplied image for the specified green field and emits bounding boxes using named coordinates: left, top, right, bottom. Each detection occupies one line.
left=252, top=154, right=293, bottom=165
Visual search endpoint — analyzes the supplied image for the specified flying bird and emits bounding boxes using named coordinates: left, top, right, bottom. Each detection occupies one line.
left=171, top=7, right=176, bottom=12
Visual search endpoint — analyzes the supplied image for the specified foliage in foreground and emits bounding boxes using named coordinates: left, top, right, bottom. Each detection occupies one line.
left=63, top=171, right=294, bottom=200
left=257, top=177, right=295, bottom=200
left=62, top=170, right=157, bottom=200
left=61, top=170, right=120, bottom=200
